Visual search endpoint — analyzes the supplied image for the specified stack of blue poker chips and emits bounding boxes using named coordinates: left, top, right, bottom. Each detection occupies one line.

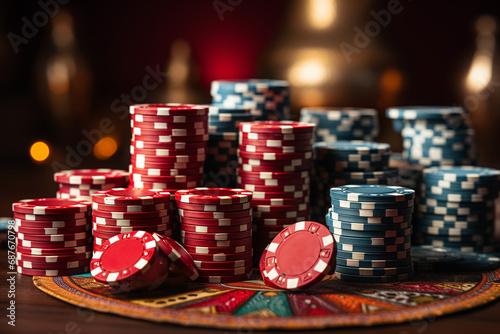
left=300, top=107, right=379, bottom=142
left=327, top=185, right=416, bottom=283
left=311, top=141, right=396, bottom=223
left=204, top=106, right=255, bottom=188
left=386, top=106, right=478, bottom=167
left=418, top=166, right=500, bottom=252
left=210, top=79, right=291, bottom=121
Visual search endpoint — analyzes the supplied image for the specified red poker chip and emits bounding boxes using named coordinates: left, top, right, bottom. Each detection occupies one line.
left=91, top=230, right=170, bottom=291
left=241, top=131, right=314, bottom=141
left=253, top=217, right=305, bottom=226
left=193, top=258, right=252, bottom=269
left=175, top=188, right=253, bottom=205
left=196, top=264, right=252, bottom=276
left=180, top=222, right=251, bottom=233
left=130, top=103, right=208, bottom=116
left=252, top=197, right=308, bottom=206
left=130, top=165, right=203, bottom=177
left=181, top=236, right=252, bottom=248
left=58, top=183, right=125, bottom=190
left=15, top=219, right=90, bottom=231
left=252, top=190, right=309, bottom=199
left=180, top=230, right=251, bottom=241
left=132, top=174, right=201, bottom=184
left=254, top=203, right=310, bottom=214
left=130, top=180, right=200, bottom=190
left=93, top=208, right=169, bottom=220
left=179, top=216, right=252, bottom=227
left=152, top=233, right=199, bottom=280
left=190, top=250, right=253, bottom=262
left=17, top=237, right=92, bottom=249
left=239, top=163, right=311, bottom=173
left=131, top=133, right=209, bottom=143
left=92, top=222, right=171, bottom=234
left=17, top=265, right=90, bottom=276
left=196, top=271, right=252, bottom=283
left=13, top=211, right=90, bottom=221
left=16, top=244, right=92, bottom=256
left=260, top=221, right=336, bottom=290
left=92, top=201, right=168, bottom=212
left=54, top=169, right=129, bottom=185
left=92, top=188, right=170, bottom=205
left=17, top=258, right=91, bottom=270
left=132, top=127, right=207, bottom=136
left=12, top=198, right=92, bottom=215
left=56, top=192, right=92, bottom=201
left=93, top=229, right=174, bottom=242
left=16, top=250, right=92, bottom=263
left=239, top=121, right=315, bottom=134
left=237, top=157, right=312, bottom=167
left=242, top=183, right=309, bottom=193
left=183, top=243, right=252, bottom=254
left=239, top=137, right=314, bottom=147
left=57, top=187, right=101, bottom=197
left=16, top=231, right=91, bottom=242
left=237, top=176, right=310, bottom=187
left=238, top=170, right=309, bottom=180
left=131, top=113, right=208, bottom=123
left=179, top=208, right=252, bottom=219
left=176, top=201, right=251, bottom=212
left=130, top=119, right=207, bottom=130
left=253, top=209, right=310, bottom=219
left=130, top=145, right=207, bottom=156
left=130, top=159, right=204, bottom=170
left=131, top=153, right=205, bottom=163
left=238, top=149, right=313, bottom=161
left=131, top=139, right=207, bottom=150
left=239, top=144, right=313, bottom=154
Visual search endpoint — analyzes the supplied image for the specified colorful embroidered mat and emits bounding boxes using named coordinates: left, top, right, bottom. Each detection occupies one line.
left=34, top=269, right=500, bottom=330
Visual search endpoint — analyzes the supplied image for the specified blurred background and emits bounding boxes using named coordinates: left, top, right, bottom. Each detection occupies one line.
left=1, top=0, right=499, bottom=216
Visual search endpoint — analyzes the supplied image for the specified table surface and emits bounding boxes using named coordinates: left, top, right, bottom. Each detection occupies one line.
left=2, top=249, right=500, bottom=334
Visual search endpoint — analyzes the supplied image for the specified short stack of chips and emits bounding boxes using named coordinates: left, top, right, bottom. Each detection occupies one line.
left=91, top=188, right=172, bottom=248
left=312, top=141, right=396, bottom=223
left=211, top=79, right=291, bottom=121
left=327, top=185, right=416, bottom=283
left=300, top=107, right=379, bottom=142
left=205, top=106, right=254, bottom=188
left=237, top=121, right=315, bottom=257
left=260, top=221, right=337, bottom=290
left=55, top=169, right=129, bottom=201
left=175, top=188, right=253, bottom=283
left=418, top=166, right=500, bottom=252
left=386, top=106, right=478, bottom=167
left=13, top=198, right=92, bottom=276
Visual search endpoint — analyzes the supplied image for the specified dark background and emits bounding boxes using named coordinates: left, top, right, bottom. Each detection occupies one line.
left=1, top=0, right=500, bottom=216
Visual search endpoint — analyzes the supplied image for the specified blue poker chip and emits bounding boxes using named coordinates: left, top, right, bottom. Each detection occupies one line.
left=331, top=198, right=414, bottom=210
left=335, top=264, right=414, bottom=276
left=314, top=141, right=390, bottom=154
left=411, top=246, right=461, bottom=266
left=334, top=271, right=414, bottom=283
left=207, top=106, right=252, bottom=115
left=330, top=185, right=415, bottom=203
left=334, top=234, right=411, bottom=246
left=423, top=190, right=498, bottom=203
left=326, top=218, right=411, bottom=232
left=416, top=225, right=493, bottom=236
left=211, top=79, right=289, bottom=94
left=420, top=197, right=493, bottom=209
left=336, top=241, right=411, bottom=253
left=420, top=238, right=490, bottom=248
left=419, top=204, right=493, bottom=216
left=336, top=257, right=412, bottom=268
left=417, top=218, right=493, bottom=229
left=400, top=119, right=471, bottom=132
left=401, top=127, right=475, bottom=138
left=331, top=226, right=412, bottom=238
left=386, top=106, right=465, bottom=120
left=422, top=182, right=498, bottom=195
left=331, top=205, right=414, bottom=218
left=412, top=245, right=500, bottom=271
left=336, top=249, right=412, bottom=260
left=300, top=107, right=377, bottom=119
left=316, top=151, right=391, bottom=163
left=423, top=166, right=500, bottom=182
left=422, top=178, right=495, bottom=190
left=419, top=212, right=494, bottom=223
left=420, top=233, right=492, bottom=243
left=329, top=211, right=413, bottom=224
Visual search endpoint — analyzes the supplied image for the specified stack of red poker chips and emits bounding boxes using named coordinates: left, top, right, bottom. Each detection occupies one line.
left=175, top=188, right=254, bottom=283
left=237, top=121, right=316, bottom=257
left=54, top=169, right=129, bottom=201
left=13, top=198, right=93, bottom=276
left=90, top=231, right=170, bottom=292
left=260, top=221, right=336, bottom=290
left=91, top=188, right=172, bottom=248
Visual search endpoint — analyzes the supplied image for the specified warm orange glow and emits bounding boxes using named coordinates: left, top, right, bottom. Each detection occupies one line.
left=30, top=141, right=50, bottom=162
left=308, top=0, right=336, bottom=30
left=94, top=137, right=117, bottom=160
left=380, top=68, right=403, bottom=93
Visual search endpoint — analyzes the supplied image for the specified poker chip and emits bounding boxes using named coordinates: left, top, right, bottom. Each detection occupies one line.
left=179, top=222, right=251, bottom=233
left=93, top=208, right=169, bottom=220
left=13, top=212, right=90, bottom=221
left=179, top=208, right=252, bottom=219
left=331, top=198, right=414, bottom=209
left=196, top=264, right=252, bottom=276
left=16, top=244, right=92, bottom=256
left=54, top=169, right=129, bottom=185
left=412, top=245, right=500, bottom=271
left=237, top=176, right=310, bottom=186
left=330, top=205, right=414, bottom=218
left=253, top=217, right=306, bottom=226
left=17, top=237, right=92, bottom=249
left=17, top=258, right=91, bottom=270
left=92, top=188, right=171, bottom=205
left=152, top=233, right=199, bottom=280
left=239, top=121, right=315, bottom=134
left=241, top=131, right=313, bottom=141
left=190, top=250, right=253, bottom=262
left=179, top=215, right=252, bottom=226
left=14, top=221, right=90, bottom=233
left=327, top=219, right=411, bottom=231
left=176, top=201, right=251, bottom=212
left=333, top=234, right=411, bottom=246
left=16, top=231, right=91, bottom=242
left=334, top=271, right=414, bottom=283
left=91, top=231, right=170, bottom=291
left=17, top=266, right=90, bottom=276
left=193, top=258, right=252, bottom=269
left=16, top=251, right=92, bottom=263
left=175, top=188, right=252, bottom=205
left=180, top=229, right=251, bottom=241
left=332, top=227, right=412, bottom=238
left=92, top=201, right=168, bottom=212
left=131, top=139, right=206, bottom=150
left=92, top=222, right=171, bottom=234
left=329, top=212, right=412, bottom=224
left=242, top=183, right=309, bottom=193
left=336, top=249, right=412, bottom=260
left=181, top=236, right=252, bottom=248
left=12, top=198, right=91, bottom=215
left=131, top=103, right=207, bottom=116
left=330, top=185, right=415, bottom=202
left=183, top=243, right=252, bottom=254
left=130, top=180, right=199, bottom=190
left=260, top=221, right=336, bottom=290
left=336, top=257, right=412, bottom=268
left=253, top=209, right=310, bottom=219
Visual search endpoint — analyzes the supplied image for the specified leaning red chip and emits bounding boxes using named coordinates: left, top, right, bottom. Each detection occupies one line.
left=92, top=188, right=170, bottom=205
left=152, top=233, right=199, bottom=280
left=54, top=169, right=129, bottom=185
left=12, top=198, right=92, bottom=215
left=175, top=188, right=253, bottom=205
left=260, top=221, right=336, bottom=290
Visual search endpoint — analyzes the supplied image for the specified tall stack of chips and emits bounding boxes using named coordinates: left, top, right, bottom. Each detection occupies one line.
left=300, top=107, right=379, bottom=142
left=311, top=141, right=396, bottom=223
left=386, top=106, right=478, bottom=167
left=327, top=185, right=415, bottom=283
left=237, top=121, right=315, bottom=258
left=91, top=188, right=172, bottom=249
left=175, top=188, right=253, bottom=283
left=211, top=79, right=291, bottom=121
left=204, top=106, right=254, bottom=188
left=13, top=198, right=92, bottom=276
left=54, top=169, right=129, bottom=201
left=418, top=166, right=500, bottom=252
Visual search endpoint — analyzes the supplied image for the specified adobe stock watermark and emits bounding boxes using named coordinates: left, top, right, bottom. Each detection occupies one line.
left=213, top=0, right=243, bottom=21
left=339, top=0, right=409, bottom=64
left=51, top=64, right=167, bottom=172
left=7, top=0, right=71, bottom=54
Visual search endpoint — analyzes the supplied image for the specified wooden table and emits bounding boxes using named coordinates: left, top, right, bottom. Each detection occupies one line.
left=2, top=249, right=499, bottom=334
